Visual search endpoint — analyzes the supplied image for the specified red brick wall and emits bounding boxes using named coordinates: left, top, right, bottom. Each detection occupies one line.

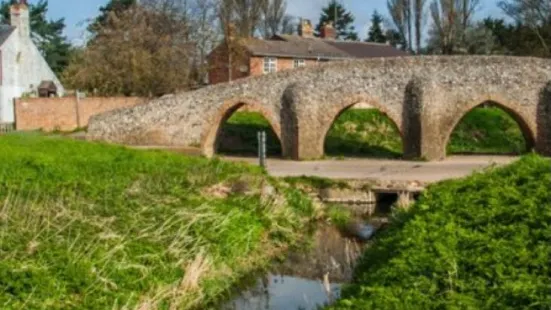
left=208, top=42, right=321, bottom=85
left=208, top=44, right=250, bottom=85
left=249, top=57, right=319, bottom=77
left=15, top=97, right=144, bottom=131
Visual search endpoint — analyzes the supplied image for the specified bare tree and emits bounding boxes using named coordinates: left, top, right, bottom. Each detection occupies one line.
left=64, top=1, right=194, bottom=96
left=405, top=0, right=413, bottom=51
left=388, top=0, right=408, bottom=49
left=414, top=0, right=427, bottom=53
left=388, top=0, right=425, bottom=52
left=188, top=0, right=220, bottom=85
left=428, top=0, right=480, bottom=54
left=261, top=0, right=295, bottom=38
left=218, top=0, right=267, bottom=37
left=215, top=0, right=270, bottom=82
left=498, top=0, right=551, bottom=55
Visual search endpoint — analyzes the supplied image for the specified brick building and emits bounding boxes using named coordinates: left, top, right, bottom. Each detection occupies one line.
left=207, top=19, right=409, bottom=85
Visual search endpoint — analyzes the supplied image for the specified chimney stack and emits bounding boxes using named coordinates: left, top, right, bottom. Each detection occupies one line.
left=320, top=22, right=337, bottom=40
left=298, top=18, right=314, bottom=38
left=10, top=0, right=30, bottom=38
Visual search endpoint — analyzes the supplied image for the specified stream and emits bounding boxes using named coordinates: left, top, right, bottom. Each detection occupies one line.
left=223, top=274, right=342, bottom=310
left=222, top=213, right=389, bottom=310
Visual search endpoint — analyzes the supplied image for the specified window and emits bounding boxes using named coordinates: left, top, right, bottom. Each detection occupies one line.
left=263, top=57, right=277, bottom=74
left=293, top=59, right=306, bottom=68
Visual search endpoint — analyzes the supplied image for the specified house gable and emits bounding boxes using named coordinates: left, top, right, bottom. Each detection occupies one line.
left=0, top=1, right=65, bottom=122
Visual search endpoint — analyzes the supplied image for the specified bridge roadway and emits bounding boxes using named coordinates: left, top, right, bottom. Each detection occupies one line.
left=128, top=145, right=517, bottom=196
left=127, top=145, right=516, bottom=184
left=223, top=155, right=517, bottom=184
left=128, top=144, right=517, bottom=183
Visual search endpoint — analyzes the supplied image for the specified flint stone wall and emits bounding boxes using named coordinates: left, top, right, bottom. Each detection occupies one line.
left=87, top=56, right=551, bottom=160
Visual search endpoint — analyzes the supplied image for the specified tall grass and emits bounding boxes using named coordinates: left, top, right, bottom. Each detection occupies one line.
left=0, top=134, right=313, bottom=309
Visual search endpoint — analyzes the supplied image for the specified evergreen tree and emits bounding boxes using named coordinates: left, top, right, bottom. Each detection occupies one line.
left=315, top=0, right=358, bottom=40
left=0, top=0, right=71, bottom=75
left=482, top=17, right=551, bottom=57
left=367, top=10, right=387, bottom=43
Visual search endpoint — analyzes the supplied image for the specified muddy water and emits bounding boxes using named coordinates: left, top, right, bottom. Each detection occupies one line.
left=223, top=219, right=386, bottom=310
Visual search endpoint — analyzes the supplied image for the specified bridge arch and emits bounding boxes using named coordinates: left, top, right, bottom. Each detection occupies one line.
left=318, top=94, right=404, bottom=158
left=442, top=96, right=536, bottom=155
left=201, top=97, right=282, bottom=158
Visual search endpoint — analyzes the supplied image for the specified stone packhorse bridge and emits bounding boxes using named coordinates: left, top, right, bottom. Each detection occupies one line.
left=88, top=56, right=551, bottom=161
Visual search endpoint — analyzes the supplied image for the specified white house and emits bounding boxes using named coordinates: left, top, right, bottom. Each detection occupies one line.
left=0, top=0, right=64, bottom=123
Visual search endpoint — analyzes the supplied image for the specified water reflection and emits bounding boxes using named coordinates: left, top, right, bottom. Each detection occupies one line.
left=223, top=274, right=342, bottom=310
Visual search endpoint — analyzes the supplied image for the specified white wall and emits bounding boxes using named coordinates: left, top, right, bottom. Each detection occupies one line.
left=0, top=33, right=21, bottom=122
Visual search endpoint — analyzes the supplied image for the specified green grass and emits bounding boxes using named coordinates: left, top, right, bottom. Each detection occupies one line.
left=0, top=134, right=314, bottom=309
left=215, top=107, right=528, bottom=158
left=218, top=111, right=281, bottom=156
left=328, top=155, right=551, bottom=309
left=447, top=106, right=527, bottom=154
left=324, top=109, right=403, bottom=159
left=324, top=107, right=527, bottom=158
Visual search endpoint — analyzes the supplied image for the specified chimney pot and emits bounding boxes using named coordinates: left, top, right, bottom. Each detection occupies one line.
left=321, top=21, right=337, bottom=40
left=298, top=18, right=314, bottom=38
left=10, top=0, right=30, bottom=37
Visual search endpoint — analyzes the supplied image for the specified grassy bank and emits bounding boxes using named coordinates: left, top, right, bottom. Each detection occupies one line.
left=447, top=105, right=526, bottom=154
left=217, top=107, right=527, bottom=158
left=324, top=109, right=402, bottom=158
left=329, top=155, right=551, bottom=309
left=0, top=134, right=314, bottom=309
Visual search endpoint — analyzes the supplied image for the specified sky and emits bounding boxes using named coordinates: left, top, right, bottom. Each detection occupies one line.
left=30, top=0, right=504, bottom=44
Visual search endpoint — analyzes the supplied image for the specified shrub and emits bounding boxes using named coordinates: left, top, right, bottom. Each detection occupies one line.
left=330, top=155, right=551, bottom=309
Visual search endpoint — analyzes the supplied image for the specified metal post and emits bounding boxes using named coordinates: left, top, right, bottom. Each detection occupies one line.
left=258, top=131, right=266, bottom=168
left=75, top=90, right=81, bottom=129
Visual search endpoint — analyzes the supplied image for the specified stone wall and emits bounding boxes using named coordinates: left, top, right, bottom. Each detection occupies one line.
left=15, top=97, right=144, bottom=131
left=88, top=56, right=551, bottom=161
